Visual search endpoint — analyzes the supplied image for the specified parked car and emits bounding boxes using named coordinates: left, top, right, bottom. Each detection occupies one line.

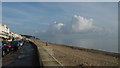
left=0, top=41, right=2, bottom=57
left=18, top=40, right=24, bottom=47
left=0, top=41, right=2, bottom=49
left=10, top=41, right=19, bottom=51
left=2, top=41, right=12, bottom=57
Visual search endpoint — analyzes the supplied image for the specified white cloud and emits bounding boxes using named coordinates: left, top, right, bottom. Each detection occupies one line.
left=46, top=15, right=107, bottom=35
left=47, top=21, right=64, bottom=34
left=62, top=15, right=94, bottom=33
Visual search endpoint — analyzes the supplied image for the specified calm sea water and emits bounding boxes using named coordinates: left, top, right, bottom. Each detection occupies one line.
left=40, top=37, right=118, bottom=53
left=39, top=35, right=118, bottom=53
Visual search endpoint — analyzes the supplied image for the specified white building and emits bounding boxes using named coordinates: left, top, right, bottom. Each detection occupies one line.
left=0, top=24, right=10, bottom=38
left=12, top=32, right=23, bottom=39
left=0, top=24, right=4, bottom=34
left=0, top=24, right=23, bottom=40
left=0, top=24, right=10, bottom=34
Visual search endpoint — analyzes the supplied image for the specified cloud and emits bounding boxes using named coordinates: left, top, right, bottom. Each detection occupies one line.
left=62, top=15, right=94, bottom=33
left=46, top=15, right=106, bottom=35
left=47, top=21, right=64, bottom=34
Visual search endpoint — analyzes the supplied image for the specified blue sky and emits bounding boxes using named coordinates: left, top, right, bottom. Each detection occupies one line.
left=2, top=0, right=120, bottom=2
left=0, top=2, right=1, bottom=23
left=2, top=2, right=118, bottom=34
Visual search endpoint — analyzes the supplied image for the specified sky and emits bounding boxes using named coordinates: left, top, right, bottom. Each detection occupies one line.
left=0, top=2, right=1, bottom=24
left=2, top=2, right=118, bottom=34
left=1, top=0, right=120, bottom=2
left=2, top=2, right=118, bottom=52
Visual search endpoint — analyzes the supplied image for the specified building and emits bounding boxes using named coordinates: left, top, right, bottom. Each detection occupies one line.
left=0, top=24, right=10, bottom=34
left=0, top=24, right=22, bottom=40
left=0, top=24, right=10, bottom=39
left=11, top=32, right=23, bottom=39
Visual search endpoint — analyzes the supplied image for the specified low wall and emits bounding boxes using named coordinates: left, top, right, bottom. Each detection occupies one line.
left=29, top=41, right=43, bottom=67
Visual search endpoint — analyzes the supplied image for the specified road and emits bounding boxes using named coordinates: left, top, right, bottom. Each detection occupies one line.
left=2, top=41, right=40, bottom=68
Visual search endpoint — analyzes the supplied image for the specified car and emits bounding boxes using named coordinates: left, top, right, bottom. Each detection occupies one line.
left=2, top=41, right=12, bottom=57
left=0, top=41, right=2, bottom=57
left=18, top=40, right=24, bottom=47
left=2, top=41, right=9, bottom=46
left=10, top=41, right=19, bottom=51
left=0, top=41, right=2, bottom=49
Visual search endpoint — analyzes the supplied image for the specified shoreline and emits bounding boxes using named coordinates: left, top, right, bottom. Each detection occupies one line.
left=45, top=42, right=119, bottom=58
left=32, top=39, right=119, bottom=66
left=48, top=43, right=118, bottom=66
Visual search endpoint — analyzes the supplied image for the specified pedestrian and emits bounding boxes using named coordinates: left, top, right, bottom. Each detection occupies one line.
left=46, top=42, right=48, bottom=46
